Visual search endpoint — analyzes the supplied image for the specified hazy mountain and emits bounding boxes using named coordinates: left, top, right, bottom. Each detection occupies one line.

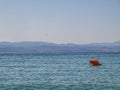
left=87, top=41, right=120, bottom=46
left=0, top=41, right=120, bottom=54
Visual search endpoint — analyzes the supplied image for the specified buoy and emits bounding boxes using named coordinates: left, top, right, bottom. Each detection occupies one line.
left=89, top=59, right=101, bottom=66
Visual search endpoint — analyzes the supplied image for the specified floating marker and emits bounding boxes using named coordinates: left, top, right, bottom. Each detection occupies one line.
left=89, top=59, right=101, bottom=66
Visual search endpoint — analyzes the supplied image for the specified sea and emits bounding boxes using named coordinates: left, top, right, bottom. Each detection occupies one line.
left=0, top=52, right=120, bottom=90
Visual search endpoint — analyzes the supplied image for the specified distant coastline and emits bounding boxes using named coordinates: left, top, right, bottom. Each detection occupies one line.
left=0, top=41, right=120, bottom=53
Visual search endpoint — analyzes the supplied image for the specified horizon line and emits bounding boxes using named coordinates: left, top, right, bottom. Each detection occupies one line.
left=0, top=40, right=119, bottom=45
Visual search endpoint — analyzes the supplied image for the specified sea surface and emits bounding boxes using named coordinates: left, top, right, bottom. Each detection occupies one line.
left=0, top=52, right=120, bottom=90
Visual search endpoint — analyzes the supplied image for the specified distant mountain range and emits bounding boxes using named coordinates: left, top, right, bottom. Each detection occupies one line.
left=0, top=41, right=120, bottom=54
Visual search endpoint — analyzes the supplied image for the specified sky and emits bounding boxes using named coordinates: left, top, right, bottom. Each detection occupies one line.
left=0, top=0, right=120, bottom=44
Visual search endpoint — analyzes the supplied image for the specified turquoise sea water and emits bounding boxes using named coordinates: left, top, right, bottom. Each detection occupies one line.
left=0, top=53, right=120, bottom=90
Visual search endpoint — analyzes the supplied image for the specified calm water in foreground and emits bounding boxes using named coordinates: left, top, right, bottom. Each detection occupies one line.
left=0, top=53, right=120, bottom=90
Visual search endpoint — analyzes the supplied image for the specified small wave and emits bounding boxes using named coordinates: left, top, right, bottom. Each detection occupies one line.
left=0, top=84, right=120, bottom=90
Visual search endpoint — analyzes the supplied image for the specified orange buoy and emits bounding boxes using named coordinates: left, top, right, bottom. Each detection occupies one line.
left=89, top=59, right=101, bottom=66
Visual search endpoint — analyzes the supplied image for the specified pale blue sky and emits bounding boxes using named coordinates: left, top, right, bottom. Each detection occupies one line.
left=0, top=0, right=120, bottom=44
